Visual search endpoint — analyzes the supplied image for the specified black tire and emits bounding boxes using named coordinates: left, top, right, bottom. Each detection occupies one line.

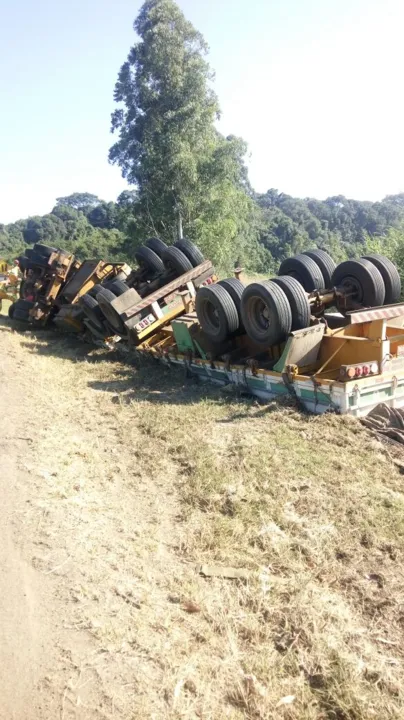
left=332, top=259, right=385, bottom=308
left=362, top=254, right=401, bottom=304
left=24, top=249, right=49, bottom=267
left=96, top=287, right=117, bottom=302
left=195, top=284, right=239, bottom=343
left=272, top=276, right=311, bottom=330
left=33, top=243, right=57, bottom=258
left=79, top=294, right=105, bottom=329
left=12, top=299, right=34, bottom=322
left=103, top=279, right=130, bottom=296
left=14, top=309, right=31, bottom=321
left=278, top=254, right=325, bottom=292
left=97, top=288, right=127, bottom=336
left=174, top=238, right=204, bottom=267
left=145, top=237, right=168, bottom=258
left=162, top=246, right=193, bottom=276
left=87, top=284, right=104, bottom=298
left=135, top=245, right=165, bottom=276
left=13, top=299, right=35, bottom=311
left=302, top=249, right=336, bottom=288
left=241, top=281, right=292, bottom=346
left=8, top=302, right=16, bottom=319
left=218, top=278, right=245, bottom=331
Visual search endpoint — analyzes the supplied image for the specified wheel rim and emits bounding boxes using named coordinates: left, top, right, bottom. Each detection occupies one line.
left=201, top=298, right=221, bottom=335
left=249, top=297, right=272, bottom=334
left=340, top=275, right=363, bottom=303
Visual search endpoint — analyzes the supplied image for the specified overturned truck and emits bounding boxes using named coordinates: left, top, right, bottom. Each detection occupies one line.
left=9, top=241, right=404, bottom=417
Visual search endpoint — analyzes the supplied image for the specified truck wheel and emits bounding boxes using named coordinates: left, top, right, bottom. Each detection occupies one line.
left=87, top=285, right=105, bottom=298
left=162, top=246, right=193, bottom=276
left=135, top=246, right=165, bottom=276
left=12, top=299, right=34, bottom=322
left=145, top=237, right=168, bottom=258
left=79, top=294, right=105, bottom=329
left=218, top=278, right=245, bottom=331
left=97, top=288, right=127, bottom=336
left=196, top=284, right=239, bottom=342
left=13, top=299, right=35, bottom=311
left=8, top=302, right=16, bottom=319
left=332, top=259, right=385, bottom=307
left=241, top=281, right=292, bottom=346
left=24, top=249, right=49, bottom=267
left=174, top=239, right=204, bottom=267
left=103, top=279, right=130, bottom=296
left=302, top=249, right=336, bottom=288
left=362, top=254, right=401, bottom=304
left=278, top=254, right=325, bottom=292
left=13, top=310, right=31, bottom=321
left=272, top=276, right=311, bottom=330
left=33, top=243, right=57, bottom=258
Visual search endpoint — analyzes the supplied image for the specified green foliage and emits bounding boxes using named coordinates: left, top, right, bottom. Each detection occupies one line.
left=256, top=190, right=404, bottom=270
left=55, top=192, right=101, bottom=211
left=109, top=0, right=255, bottom=268
left=3, top=191, right=404, bottom=279
left=0, top=204, right=127, bottom=263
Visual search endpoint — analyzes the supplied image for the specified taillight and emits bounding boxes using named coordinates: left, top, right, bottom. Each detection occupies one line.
left=340, top=363, right=379, bottom=380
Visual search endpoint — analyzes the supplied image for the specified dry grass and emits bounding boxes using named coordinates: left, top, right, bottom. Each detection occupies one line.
left=2, top=315, right=404, bottom=719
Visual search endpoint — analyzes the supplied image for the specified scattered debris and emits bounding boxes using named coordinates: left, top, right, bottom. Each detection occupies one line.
left=362, top=404, right=404, bottom=444
left=242, top=673, right=267, bottom=699
left=181, top=600, right=201, bottom=614
left=276, top=694, right=296, bottom=707
left=198, top=564, right=250, bottom=580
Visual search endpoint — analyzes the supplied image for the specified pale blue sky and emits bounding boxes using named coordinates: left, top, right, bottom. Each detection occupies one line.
left=1, top=0, right=403, bottom=222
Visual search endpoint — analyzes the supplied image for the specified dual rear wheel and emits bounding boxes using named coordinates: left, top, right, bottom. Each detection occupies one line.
left=280, top=249, right=401, bottom=308
left=135, top=239, right=205, bottom=278
left=196, top=276, right=306, bottom=347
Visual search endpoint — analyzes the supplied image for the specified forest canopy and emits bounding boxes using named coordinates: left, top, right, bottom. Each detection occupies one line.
left=2, top=191, right=404, bottom=276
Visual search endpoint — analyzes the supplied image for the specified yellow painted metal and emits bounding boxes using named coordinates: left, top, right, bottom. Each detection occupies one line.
left=135, top=298, right=194, bottom=342
left=59, top=260, right=129, bottom=304
left=314, top=340, right=348, bottom=377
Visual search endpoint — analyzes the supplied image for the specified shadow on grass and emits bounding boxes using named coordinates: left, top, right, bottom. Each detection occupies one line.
left=14, top=320, right=297, bottom=416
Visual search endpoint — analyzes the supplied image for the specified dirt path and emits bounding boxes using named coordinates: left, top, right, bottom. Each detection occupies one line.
left=0, top=322, right=187, bottom=719
left=0, top=336, right=58, bottom=719
left=0, top=328, right=105, bottom=719
left=0, top=439, right=51, bottom=719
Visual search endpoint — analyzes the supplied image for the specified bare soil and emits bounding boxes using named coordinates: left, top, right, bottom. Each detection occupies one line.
left=1, top=314, right=404, bottom=719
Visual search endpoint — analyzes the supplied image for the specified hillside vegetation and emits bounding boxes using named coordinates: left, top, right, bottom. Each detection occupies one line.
left=2, top=190, right=404, bottom=279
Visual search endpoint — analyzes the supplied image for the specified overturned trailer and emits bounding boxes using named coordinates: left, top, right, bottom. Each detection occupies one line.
left=137, top=303, right=404, bottom=417
left=8, top=241, right=404, bottom=417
